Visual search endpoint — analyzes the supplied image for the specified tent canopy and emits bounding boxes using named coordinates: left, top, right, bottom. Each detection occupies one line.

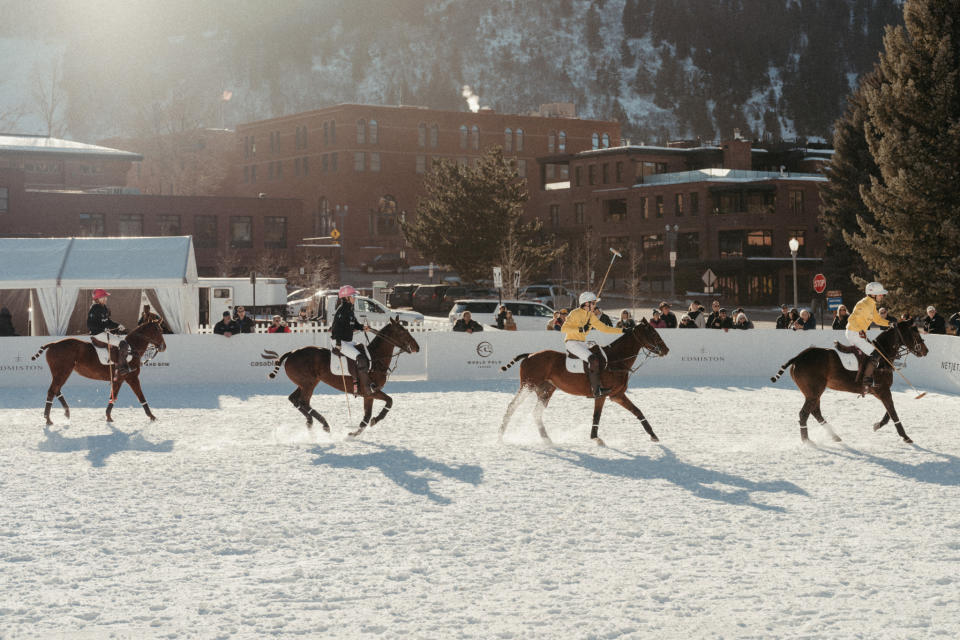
left=0, top=237, right=199, bottom=334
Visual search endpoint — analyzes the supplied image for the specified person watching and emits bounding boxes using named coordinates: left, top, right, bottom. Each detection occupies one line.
left=453, top=310, right=483, bottom=333
left=658, top=302, right=678, bottom=328
left=775, top=304, right=793, bottom=329
left=832, top=305, right=849, bottom=330
left=268, top=315, right=290, bottom=333
left=921, top=305, right=946, bottom=334
left=706, top=300, right=723, bottom=329
left=234, top=306, right=255, bottom=333
left=213, top=311, right=238, bottom=337
left=616, top=310, right=636, bottom=331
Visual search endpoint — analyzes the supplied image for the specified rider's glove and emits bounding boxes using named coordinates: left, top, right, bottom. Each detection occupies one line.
left=859, top=330, right=866, bottom=339
left=117, top=324, right=126, bottom=332
left=622, top=327, right=631, bottom=334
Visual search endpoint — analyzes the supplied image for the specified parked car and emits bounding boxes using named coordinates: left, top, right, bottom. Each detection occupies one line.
left=520, top=283, right=576, bottom=310
left=387, top=283, right=420, bottom=308
left=440, top=286, right=499, bottom=309
left=360, top=252, right=409, bottom=273
left=448, top=299, right=555, bottom=331
left=411, top=284, right=454, bottom=315
left=289, top=290, right=423, bottom=326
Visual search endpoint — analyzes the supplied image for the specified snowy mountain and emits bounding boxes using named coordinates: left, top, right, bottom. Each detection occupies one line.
left=1, top=0, right=904, bottom=142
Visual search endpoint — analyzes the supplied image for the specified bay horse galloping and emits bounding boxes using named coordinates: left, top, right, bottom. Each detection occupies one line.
left=770, top=320, right=928, bottom=443
left=31, top=320, right=167, bottom=426
left=499, top=319, right=669, bottom=446
left=267, top=317, right=420, bottom=437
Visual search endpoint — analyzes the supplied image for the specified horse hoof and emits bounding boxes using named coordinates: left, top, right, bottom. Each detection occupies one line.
left=832, top=435, right=842, bottom=442
left=592, top=437, right=606, bottom=447
left=903, top=436, right=914, bottom=444
left=873, top=423, right=884, bottom=431
left=650, top=434, right=660, bottom=443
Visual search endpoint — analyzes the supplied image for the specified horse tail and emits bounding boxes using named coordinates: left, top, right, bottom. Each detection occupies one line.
left=500, top=353, right=530, bottom=372
left=31, top=343, right=53, bottom=361
left=770, top=355, right=800, bottom=383
left=267, top=351, right=292, bottom=379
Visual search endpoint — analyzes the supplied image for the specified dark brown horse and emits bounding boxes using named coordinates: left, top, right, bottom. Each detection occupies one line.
left=498, top=319, right=669, bottom=446
left=770, top=319, right=928, bottom=443
left=31, top=320, right=167, bottom=426
left=267, top=317, right=420, bottom=437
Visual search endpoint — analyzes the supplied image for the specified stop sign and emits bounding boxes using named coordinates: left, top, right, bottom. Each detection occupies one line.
left=813, top=273, right=827, bottom=294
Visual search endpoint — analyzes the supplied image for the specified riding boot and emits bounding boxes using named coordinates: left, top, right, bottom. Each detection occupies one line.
left=862, top=352, right=880, bottom=388
left=115, top=340, right=131, bottom=375
left=355, top=354, right=377, bottom=396
left=587, top=354, right=610, bottom=398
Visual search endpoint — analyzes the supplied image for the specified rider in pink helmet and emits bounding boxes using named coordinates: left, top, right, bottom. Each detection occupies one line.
left=331, top=285, right=374, bottom=396
left=88, top=288, right=131, bottom=376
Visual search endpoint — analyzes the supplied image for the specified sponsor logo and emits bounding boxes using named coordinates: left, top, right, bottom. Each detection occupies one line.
left=0, top=352, right=44, bottom=374
left=476, top=341, right=493, bottom=358
left=680, top=346, right=725, bottom=363
left=252, top=348, right=281, bottom=367
left=942, top=361, right=960, bottom=374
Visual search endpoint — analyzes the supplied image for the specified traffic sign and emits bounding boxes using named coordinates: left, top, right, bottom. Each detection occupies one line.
left=492, top=266, right=503, bottom=289
left=827, top=296, right=843, bottom=311
left=702, top=268, right=717, bottom=287
left=813, top=273, right=826, bottom=294
left=330, top=228, right=341, bottom=240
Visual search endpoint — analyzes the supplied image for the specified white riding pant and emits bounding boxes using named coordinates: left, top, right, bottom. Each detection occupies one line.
left=844, top=329, right=874, bottom=355
left=337, top=340, right=361, bottom=361
left=91, top=332, right=117, bottom=346
left=565, top=340, right=594, bottom=362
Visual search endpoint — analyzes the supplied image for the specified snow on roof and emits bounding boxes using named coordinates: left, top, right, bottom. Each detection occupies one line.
left=0, top=134, right=142, bottom=160
left=635, top=168, right=827, bottom=187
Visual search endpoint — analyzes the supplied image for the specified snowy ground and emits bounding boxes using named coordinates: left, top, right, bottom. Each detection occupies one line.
left=1, top=378, right=958, bottom=639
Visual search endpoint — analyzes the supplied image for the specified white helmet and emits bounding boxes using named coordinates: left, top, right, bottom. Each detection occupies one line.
left=578, top=291, right=598, bottom=306
left=865, top=281, right=888, bottom=296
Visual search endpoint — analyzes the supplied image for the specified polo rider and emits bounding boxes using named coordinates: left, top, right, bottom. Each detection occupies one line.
left=561, top=291, right=625, bottom=397
left=331, top=285, right=376, bottom=396
left=88, top=289, right=132, bottom=375
left=845, top=281, right=890, bottom=389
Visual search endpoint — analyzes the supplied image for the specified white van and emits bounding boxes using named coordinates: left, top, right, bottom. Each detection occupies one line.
left=291, top=290, right=424, bottom=327
left=447, top=299, right=554, bottom=331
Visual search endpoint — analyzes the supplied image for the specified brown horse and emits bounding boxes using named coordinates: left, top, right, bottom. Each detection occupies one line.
left=267, top=317, right=420, bottom=437
left=498, top=319, right=669, bottom=446
left=770, top=319, right=929, bottom=443
left=31, top=320, right=167, bottom=426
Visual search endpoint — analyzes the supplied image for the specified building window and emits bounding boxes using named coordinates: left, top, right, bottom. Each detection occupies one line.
left=354, top=152, right=365, bottom=172
left=690, top=192, right=699, bottom=215
left=675, top=193, right=684, bottom=216
left=460, top=125, right=468, bottom=149
left=429, top=124, right=439, bottom=148
left=789, top=230, right=807, bottom=257
left=546, top=163, right=555, bottom=180
left=230, top=216, right=253, bottom=249
left=0, top=186, right=7, bottom=212
left=591, top=133, right=599, bottom=150
left=604, top=199, right=627, bottom=222
left=370, top=152, right=380, bottom=172
left=602, top=133, right=611, bottom=148
left=588, top=165, right=596, bottom=185
left=677, top=232, right=700, bottom=260
left=746, top=230, right=773, bottom=257
left=243, top=166, right=249, bottom=182
left=558, top=131, right=566, bottom=152
left=615, top=162, right=624, bottom=183
left=194, top=215, right=217, bottom=248
left=515, top=128, right=524, bottom=152
left=302, top=156, right=309, bottom=175
left=78, top=213, right=105, bottom=237
left=718, top=230, right=744, bottom=258
left=549, top=204, right=560, bottom=227
left=330, top=120, right=335, bottom=142
left=118, top=213, right=143, bottom=236
left=548, top=131, right=556, bottom=153
left=322, top=155, right=328, bottom=173
left=418, top=123, right=426, bottom=147
left=574, top=202, right=585, bottom=225
left=602, top=163, right=609, bottom=184
left=322, top=123, right=328, bottom=145
left=642, top=234, right=664, bottom=262
left=789, top=190, right=804, bottom=215
left=574, top=166, right=582, bottom=186
left=357, top=119, right=367, bottom=144
left=640, top=196, right=648, bottom=219
left=471, top=125, right=479, bottom=150
left=157, top=215, right=181, bottom=236
left=655, top=195, right=664, bottom=218
left=416, top=155, right=426, bottom=173
left=746, top=190, right=775, bottom=213
left=330, top=153, right=337, bottom=172
left=250, top=165, right=256, bottom=182
left=516, top=159, right=527, bottom=177
left=375, top=195, right=400, bottom=236
left=504, top=128, right=513, bottom=153
left=294, top=157, right=300, bottom=176
left=369, top=119, right=378, bottom=144
left=264, top=216, right=287, bottom=248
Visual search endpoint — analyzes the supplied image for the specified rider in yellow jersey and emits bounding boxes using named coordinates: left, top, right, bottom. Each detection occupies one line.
left=561, top=291, right=625, bottom=397
left=845, top=281, right=890, bottom=388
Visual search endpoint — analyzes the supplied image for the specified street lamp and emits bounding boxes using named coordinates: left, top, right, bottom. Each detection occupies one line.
left=788, top=237, right=800, bottom=310
left=666, top=224, right=679, bottom=299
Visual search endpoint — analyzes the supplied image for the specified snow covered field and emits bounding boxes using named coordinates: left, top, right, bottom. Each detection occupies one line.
left=1, top=378, right=958, bottom=639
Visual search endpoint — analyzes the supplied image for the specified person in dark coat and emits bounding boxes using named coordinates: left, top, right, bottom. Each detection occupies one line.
left=921, top=305, right=946, bottom=335
left=711, top=308, right=734, bottom=331
left=658, top=302, right=677, bottom=328
left=616, top=310, right=636, bottom=331
left=0, top=306, right=17, bottom=336
left=87, top=288, right=131, bottom=374
left=832, top=305, right=849, bottom=330
left=234, top=306, right=255, bottom=333
left=330, top=285, right=375, bottom=396
left=775, top=304, right=793, bottom=329
left=213, top=311, right=238, bottom=337
left=948, top=311, right=960, bottom=336
left=453, top=311, right=484, bottom=333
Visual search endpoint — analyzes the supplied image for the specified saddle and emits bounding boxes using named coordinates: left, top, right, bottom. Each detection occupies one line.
left=90, top=336, right=118, bottom=366
left=565, top=343, right=607, bottom=374
left=329, top=344, right=371, bottom=377
left=833, top=341, right=884, bottom=372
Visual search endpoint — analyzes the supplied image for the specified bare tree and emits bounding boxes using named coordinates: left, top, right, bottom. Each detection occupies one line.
left=624, top=240, right=645, bottom=312
left=32, top=55, right=67, bottom=137
left=253, top=251, right=287, bottom=277
left=214, top=242, right=242, bottom=277
left=287, top=253, right=335, bottom=291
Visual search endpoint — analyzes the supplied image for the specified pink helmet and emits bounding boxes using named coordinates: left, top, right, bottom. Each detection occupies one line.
left=338, top=285, right=357, bottom=298
left=92, top=288, right=110, bottom=299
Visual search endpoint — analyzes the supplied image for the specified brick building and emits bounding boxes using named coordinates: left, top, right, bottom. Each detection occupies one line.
left=229, top=103, right=622, bottom=268
left=532, top=138, right=830, bottom=305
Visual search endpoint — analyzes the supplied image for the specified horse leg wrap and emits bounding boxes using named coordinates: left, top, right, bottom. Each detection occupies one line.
left=800, top=427, right=809, bottom=441
left=590, top=424, right=599, bottom=440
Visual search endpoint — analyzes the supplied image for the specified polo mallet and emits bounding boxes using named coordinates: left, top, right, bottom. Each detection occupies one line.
left=870, top=341, right=926, bottom=399
left=335, top=349, right=353, bottom=422
left=595, top=248, right=623, bottom=298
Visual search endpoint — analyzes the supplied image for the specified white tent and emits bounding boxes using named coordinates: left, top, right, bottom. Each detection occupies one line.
left=0, top=237, right=199, bottom=335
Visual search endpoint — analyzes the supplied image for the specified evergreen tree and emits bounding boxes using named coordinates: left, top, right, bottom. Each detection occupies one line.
left=401, top=148, right=562, bottom=282
left=850, top=0, right=960, bottom=311
left=820, top=68, right=882, bottom=303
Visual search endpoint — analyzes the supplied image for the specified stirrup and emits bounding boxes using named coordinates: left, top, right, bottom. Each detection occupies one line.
left=593, top=386, right=611, bottom=398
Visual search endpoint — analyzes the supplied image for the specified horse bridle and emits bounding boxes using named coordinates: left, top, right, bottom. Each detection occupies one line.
left=606, top=323, right=666, bottom=372
left=878, top=322, right=922, bottom=362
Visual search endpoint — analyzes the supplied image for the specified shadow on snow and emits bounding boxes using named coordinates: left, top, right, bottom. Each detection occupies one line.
left=536, top=445, right=809, bottom=512
left=38, top=424, right=174, bottom=468
left=309, top=442, right=483, bottom=505
left=813, top=443, right=960, bottom=487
